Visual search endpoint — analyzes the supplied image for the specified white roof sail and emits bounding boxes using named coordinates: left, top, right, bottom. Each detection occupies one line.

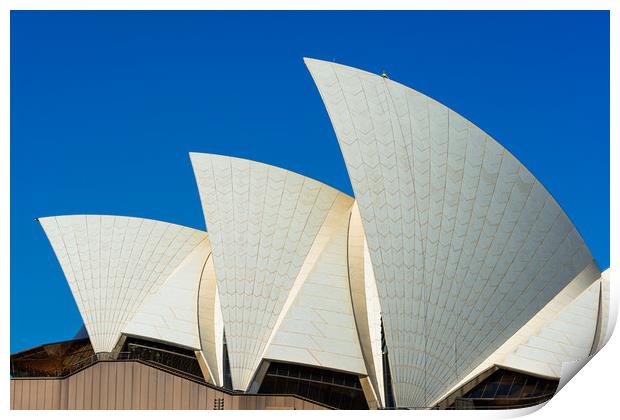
left=190, top=153, right=348, bottom=391
left=305, top=58, right=598, bottom=408
left=39, top=215, right=207, bottom=354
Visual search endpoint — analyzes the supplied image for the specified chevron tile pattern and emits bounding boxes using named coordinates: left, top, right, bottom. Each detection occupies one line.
left=39, top=215, right=208, bottom=354
left=305, top=58, right=597, bottom=407
left=190, top=153, right=346, bottom=390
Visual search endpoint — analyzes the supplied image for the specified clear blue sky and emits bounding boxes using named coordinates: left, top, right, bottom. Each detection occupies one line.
left=10, top=11, right=609, bottom=353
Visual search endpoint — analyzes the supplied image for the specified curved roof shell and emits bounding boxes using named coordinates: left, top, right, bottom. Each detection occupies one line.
left=190, top=152, right=362, bottom=390
left=39, top=215, right=208, bottom=354
left=305, top=57, right=599, bottom=407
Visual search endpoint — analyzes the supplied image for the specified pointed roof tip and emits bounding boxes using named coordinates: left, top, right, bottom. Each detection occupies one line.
left=304, top=58, right=389, bottom=82
left=303, top=56, right=316, bottom=67
left=190, top=153, right=353, bottom=199
left=189, top=151, right=218, bottom=162
left=303, top=57, right=329, bottom=68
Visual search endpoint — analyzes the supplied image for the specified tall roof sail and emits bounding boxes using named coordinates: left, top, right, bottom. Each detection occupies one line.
left=190, top=153, right=350, bottom=390
left=305, top=58, right=598, bottom=407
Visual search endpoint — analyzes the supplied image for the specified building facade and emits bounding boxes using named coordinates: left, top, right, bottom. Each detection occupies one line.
left=11, top=59, right=610, bottom=410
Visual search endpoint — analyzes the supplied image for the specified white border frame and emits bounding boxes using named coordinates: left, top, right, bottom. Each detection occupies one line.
left=3, top=2, right=616, bottom=419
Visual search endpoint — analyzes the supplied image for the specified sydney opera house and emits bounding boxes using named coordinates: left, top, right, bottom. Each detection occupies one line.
left=11, top=58, right=610, bottom=410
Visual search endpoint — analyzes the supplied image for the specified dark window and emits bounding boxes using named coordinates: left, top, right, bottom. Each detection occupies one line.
left=222, top=331, right=233, bottom=390
left=258, top=361, right=369, bottom=410
left=451, top=368, right=559, bottom=409
left=121, top=336, right=204, bottom=381
left=381, top=317, right=396, bottom=408
left=10, top=338, right=94, bottom=378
